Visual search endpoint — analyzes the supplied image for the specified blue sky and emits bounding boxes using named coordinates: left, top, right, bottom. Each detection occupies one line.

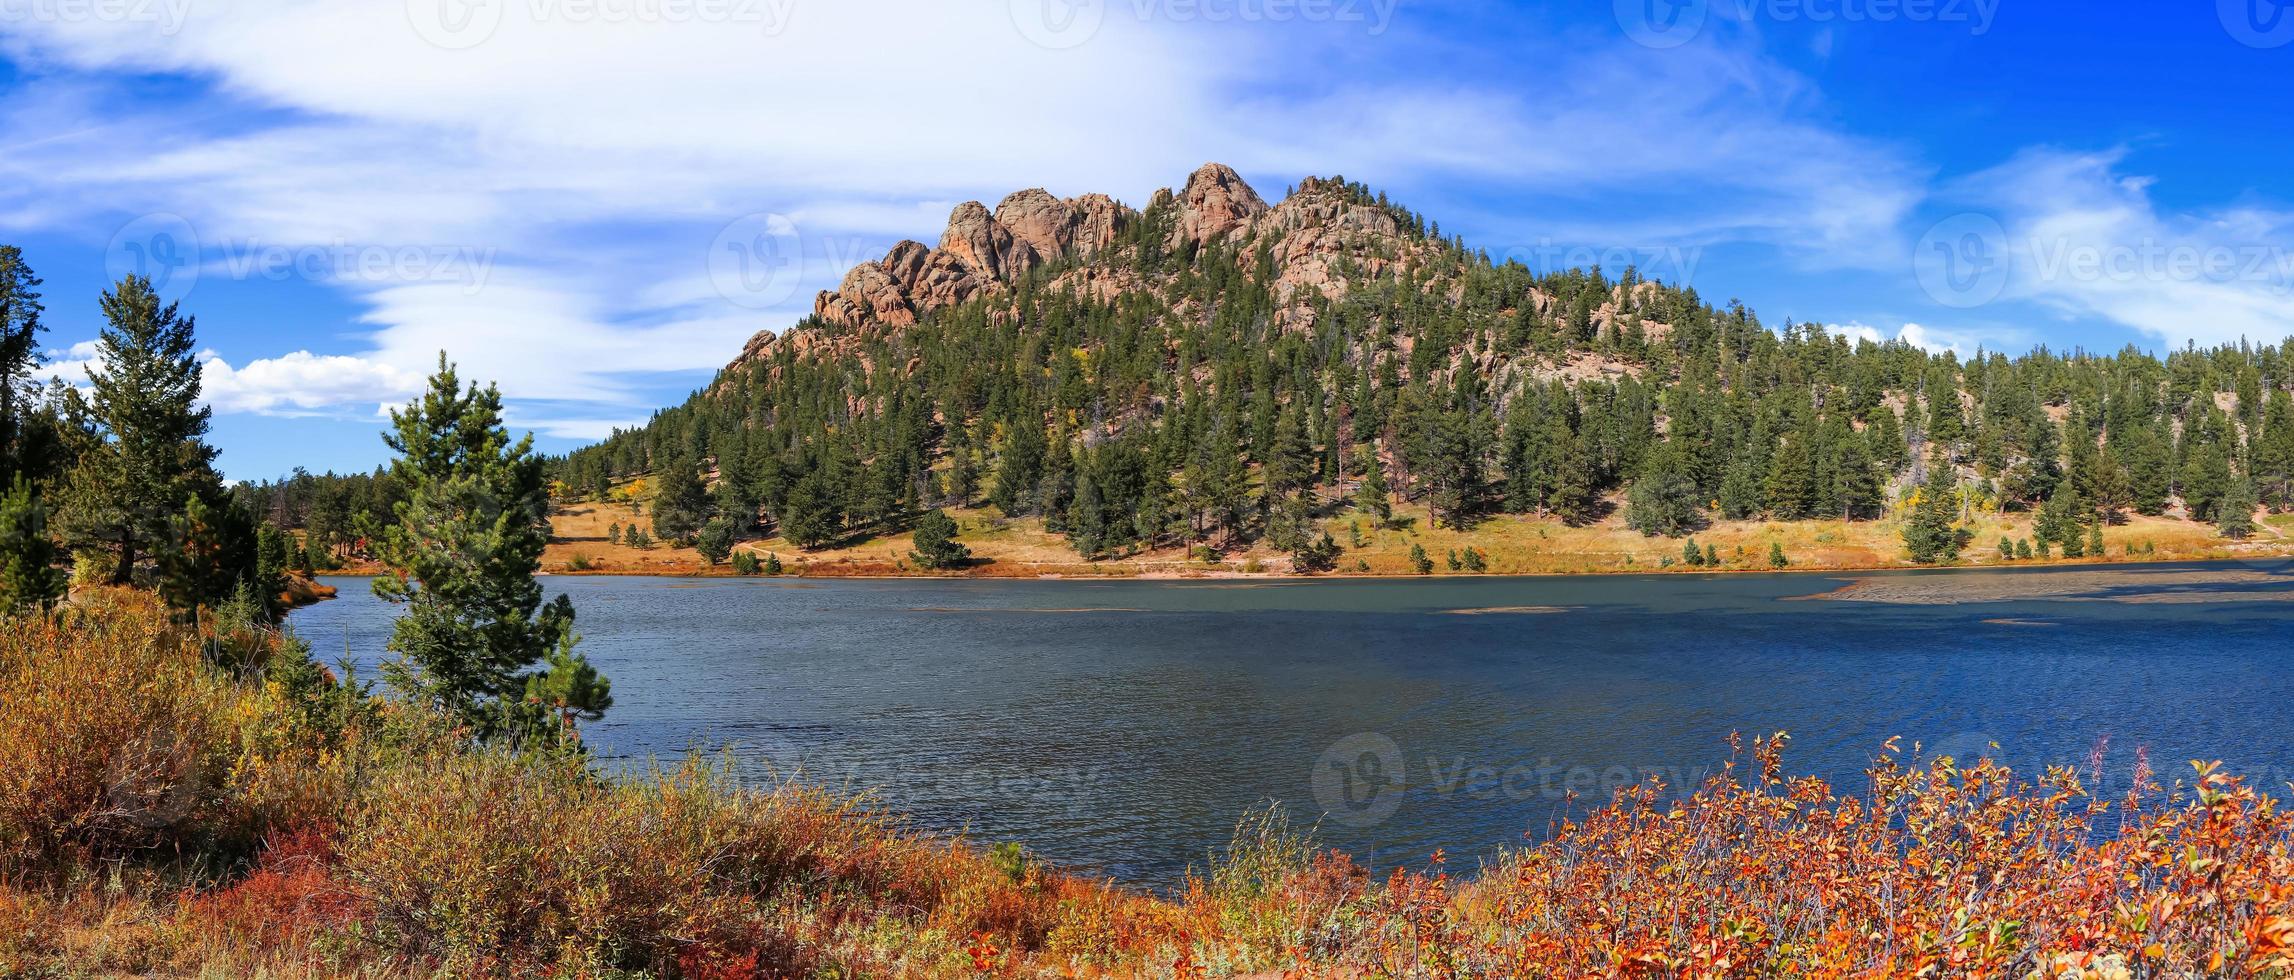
left=1, top=0, right=2289, bottom=481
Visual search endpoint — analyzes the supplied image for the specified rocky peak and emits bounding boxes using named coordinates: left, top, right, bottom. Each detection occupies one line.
left=1174, top=162, right=1268, bottom=244
left=993, top=189, right=1075, bottom=262
left=938, top=201, right=1036, bottom=281
left=790, top=163, right=1414, bottom=354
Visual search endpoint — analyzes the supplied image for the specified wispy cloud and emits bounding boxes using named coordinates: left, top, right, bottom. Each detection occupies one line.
left=0, top=0, right=1941, bottom=435
left=1940, top=147, right=2294, bottom=349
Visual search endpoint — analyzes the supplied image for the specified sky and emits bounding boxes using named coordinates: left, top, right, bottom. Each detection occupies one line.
left=0, top=0, right=2290, bottom=481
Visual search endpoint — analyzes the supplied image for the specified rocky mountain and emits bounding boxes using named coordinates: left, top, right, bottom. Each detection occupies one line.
left=567, top=163, right=2288, bottom=568
left=738, top=163, right=1550, bottom=372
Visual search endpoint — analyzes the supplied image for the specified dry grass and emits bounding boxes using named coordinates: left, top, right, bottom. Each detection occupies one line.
left=539, top=493, right=2294, bottom=580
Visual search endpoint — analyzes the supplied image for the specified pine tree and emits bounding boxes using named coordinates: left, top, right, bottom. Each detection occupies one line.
left=1763, top=434, right=1816, bottom=519
left=1903, top=473, right=1963, bottom=564
left=2255, top=388, right=2294, bottom=509
left=1354, top=445, right=1392, bottom=524
left=2218, top=476, right=2258, bottom=539
left=1831, top=433, right=1882, bottom=520
left=157, top=490, right=258, bottom=625
left=695, top=517, right=735, bottom=565
left=1292, top=529, right=1340, bottom=574
left=255, top=522, right=292, bottom=619
left=0, top=478, right=63, bottom=615
left=650, top=455, right=712, bottom=544
left=779, top=465, right=845, bottom=549
left=1768, top=541, right=1788, bottom=568
left=1548, top=431, right=1599, bottom=525
left=1625, top=444, right=1700, bottom=538
left=909, top=508, right=971, bottom=569
left=2035, top=482, right=2080, bottom=549
left=372, top=356, right=607, bottom=744
left=1407, top=542, right=1432, bottom=574
left=524, top=639, right=613, bottom=734
left=0, top=247, right=48, bottom=486
left=56, top=274, right=219, bottom=584
left=2181, top=445, right=2232, bottom=521
left=992, top=420, right=1046, bottom=515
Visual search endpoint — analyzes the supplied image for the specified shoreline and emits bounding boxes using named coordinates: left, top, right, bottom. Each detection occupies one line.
left=310, top=552, right=2294, bottom=588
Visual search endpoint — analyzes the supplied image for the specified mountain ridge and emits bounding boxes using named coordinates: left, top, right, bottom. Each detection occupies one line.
left=561, top=161, right=2291, bottom=574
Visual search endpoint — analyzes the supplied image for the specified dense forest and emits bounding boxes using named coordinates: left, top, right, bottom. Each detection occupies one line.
left=553, top=165, right=2286, bottom=567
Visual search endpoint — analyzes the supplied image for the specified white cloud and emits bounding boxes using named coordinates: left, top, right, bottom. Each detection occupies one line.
left=0, top=1, right=1935, bottom=439
left=197, top=350, right=422, bottom=416
left=1833, top=320, right=1986, bottom=358
left=1949, top=148, right=2294, bottom=349
left=40, top=340, right=423, bottom=417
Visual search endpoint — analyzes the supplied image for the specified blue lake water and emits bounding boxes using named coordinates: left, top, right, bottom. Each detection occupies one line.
left=292, top=562, right=2294, bottom=884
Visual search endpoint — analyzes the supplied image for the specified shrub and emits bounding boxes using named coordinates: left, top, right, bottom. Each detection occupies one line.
left=0, top=590, right=228, bottom=865
left=1459, top=546, right=1486, bottom=572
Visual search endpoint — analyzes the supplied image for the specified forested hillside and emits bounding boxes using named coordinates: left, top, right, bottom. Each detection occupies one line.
left=558, top=164, right=2290, bottom=569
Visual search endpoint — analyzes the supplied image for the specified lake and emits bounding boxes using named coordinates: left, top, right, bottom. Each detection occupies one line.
left=292, top=561, right=2294, bottom=884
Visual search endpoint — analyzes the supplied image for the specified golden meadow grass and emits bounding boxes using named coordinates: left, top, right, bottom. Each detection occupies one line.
left=7, top=591, right=2294, bottom=977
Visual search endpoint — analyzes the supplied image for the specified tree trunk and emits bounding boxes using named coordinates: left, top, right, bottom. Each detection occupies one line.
left=112, top=525, right=135, bottom=585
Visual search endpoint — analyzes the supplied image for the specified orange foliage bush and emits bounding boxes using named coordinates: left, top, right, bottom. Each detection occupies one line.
left=0, top=590, right=229, bottom=866
left=12, top=591, right=2294, bottom=978
left=1306, top=734, right=2294, bottom=979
